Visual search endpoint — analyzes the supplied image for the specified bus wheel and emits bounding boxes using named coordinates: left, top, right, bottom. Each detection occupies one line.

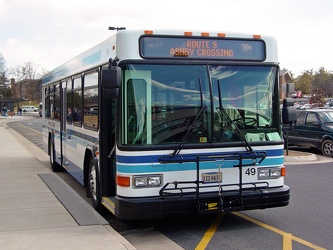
left=49, top=139, right=61, bottom=172
left=321, top=139, right=333, bottom=157
left=88, top=157, right=102, bottom=211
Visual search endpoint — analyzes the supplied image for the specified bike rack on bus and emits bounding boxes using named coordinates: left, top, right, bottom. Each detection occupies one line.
left=158, top=151, right=267, bottom=214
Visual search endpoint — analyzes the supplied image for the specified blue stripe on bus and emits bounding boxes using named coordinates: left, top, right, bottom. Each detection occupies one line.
left=44, top=125, right=98, bottom=146
left=82, top=50, right=102, bottom=66
left=42, top=50, right=103, bottom=85
left=116, top=156, right=284, bottom=174
left=116, top=148, right=284, bottom=164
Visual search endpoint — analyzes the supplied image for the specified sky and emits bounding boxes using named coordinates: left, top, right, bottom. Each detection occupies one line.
left=1, top=0, right=333, bottom=77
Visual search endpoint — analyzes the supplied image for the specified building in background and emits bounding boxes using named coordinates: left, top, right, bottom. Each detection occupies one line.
left=11, top=78, right=42, bottom=102
left=279, top=70, right=294, bottom=99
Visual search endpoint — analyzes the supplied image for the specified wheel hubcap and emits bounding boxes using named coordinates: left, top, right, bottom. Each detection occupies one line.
left=323, top=142, right=333, bottom=156
left=89, top=166, right=97, bottom=200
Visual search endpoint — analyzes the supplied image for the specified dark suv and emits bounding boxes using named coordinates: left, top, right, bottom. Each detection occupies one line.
left=283, top=109, right=333, bottom=157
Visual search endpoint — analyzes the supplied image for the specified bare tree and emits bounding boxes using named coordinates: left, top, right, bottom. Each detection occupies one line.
left=10, top=61, right=43, bottom=81
left=38, top=67, right=49, bottom=78
left=0, top=53, right=5, bottom=73
left=10, top=65, right=23, bottom=81
left=0, top=54, right=12, bottom=97
left=23, top=61, right=39, bottom=79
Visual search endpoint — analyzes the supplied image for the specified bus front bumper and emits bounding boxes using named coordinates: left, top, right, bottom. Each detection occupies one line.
left=111, top=185, right=290, bottom=220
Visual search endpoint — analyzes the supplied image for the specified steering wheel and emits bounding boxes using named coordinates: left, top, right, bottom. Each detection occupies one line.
left=232, top=117, right=258, bottom=127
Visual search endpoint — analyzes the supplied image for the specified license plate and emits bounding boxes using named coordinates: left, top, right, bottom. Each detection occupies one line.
left=202, top=172, right=222, bottom=183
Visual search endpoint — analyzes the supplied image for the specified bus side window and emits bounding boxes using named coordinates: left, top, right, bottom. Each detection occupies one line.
left=83, top=72, right=99, bottom=131
left=73, top=77, right=82, bottom=127
left=67, top=80, right=73, bottom=124
left=54, top=83, right=61, bottom=121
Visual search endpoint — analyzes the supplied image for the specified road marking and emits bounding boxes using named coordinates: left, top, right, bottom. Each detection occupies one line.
left=19, top=122, right=42, bottom=134
left=195, top=213, right=225, bottom=250
left=283, top=233, right=292, bottom=250
left=233, top=212, right=326, bottom=250
left=195, top=212, right=326, bottom=250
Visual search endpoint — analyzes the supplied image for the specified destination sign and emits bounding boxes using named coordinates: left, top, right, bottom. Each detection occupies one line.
left=140, top=36, right=266, bottom=61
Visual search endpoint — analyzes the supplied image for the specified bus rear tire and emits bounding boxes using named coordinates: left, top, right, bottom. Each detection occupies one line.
left=49, top=138, right=61, bottom=172
left=87, top=156, right=102, bottom=211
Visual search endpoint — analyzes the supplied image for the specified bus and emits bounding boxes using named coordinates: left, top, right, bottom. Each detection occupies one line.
left=42, top=29, right=294, bottom=220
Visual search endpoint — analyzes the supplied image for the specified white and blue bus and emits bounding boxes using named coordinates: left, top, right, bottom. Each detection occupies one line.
left=42, top=29, right=293, bottom=220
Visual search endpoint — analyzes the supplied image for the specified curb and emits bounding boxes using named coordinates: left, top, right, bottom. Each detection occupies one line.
left=284, top=153, right=317, bottom=162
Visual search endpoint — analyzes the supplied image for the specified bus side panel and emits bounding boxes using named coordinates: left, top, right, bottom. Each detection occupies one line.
left=68, top=126, right=99, bottom=185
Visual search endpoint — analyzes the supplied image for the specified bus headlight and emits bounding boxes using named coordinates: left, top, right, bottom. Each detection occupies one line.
left=258, top=167, right=282, bottom=180
left=133, top=174, right=162, bottom=188
left=134, top=176, right=148, bottom=187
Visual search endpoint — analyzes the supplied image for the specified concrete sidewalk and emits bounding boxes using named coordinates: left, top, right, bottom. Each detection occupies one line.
left=0, top=118, right=135, bottom=250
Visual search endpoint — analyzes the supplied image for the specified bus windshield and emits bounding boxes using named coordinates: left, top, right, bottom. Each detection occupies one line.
left=121, top=64, right=278, bottom=146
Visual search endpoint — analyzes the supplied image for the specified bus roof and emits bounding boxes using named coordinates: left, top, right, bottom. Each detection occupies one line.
left=42, top=29, right=278, bottom=86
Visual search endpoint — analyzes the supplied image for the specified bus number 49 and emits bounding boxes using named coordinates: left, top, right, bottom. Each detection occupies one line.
left=245, top=168, right=256, bottom=176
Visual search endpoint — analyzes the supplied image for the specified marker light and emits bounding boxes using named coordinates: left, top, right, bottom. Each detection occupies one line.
left=281, top=166, right=286, bottom=176
left=253, top=34, right=261, bottom=39
left=116, top=175, right=130, bottom=187
left=258, top=167, right=283, bottom=180
left=218, top=33, right=226, bottom=37
left=201, top=32, right=209, bottom=37
left=144, top=30, right=153, bottom=35
left=184, top=32, right=193, bottom=36
left=94, top=148, right=99, bottom=157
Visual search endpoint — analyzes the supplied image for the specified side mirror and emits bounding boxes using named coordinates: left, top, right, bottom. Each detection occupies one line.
left=101, top=66, right=121, bottom=89
left=101, top=66, right=121, bottom=99
left=282, top=98, right=297, bottom=124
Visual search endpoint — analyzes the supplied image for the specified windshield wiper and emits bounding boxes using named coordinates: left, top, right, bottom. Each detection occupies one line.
left=216, top=80, right=253, bottom=153
left=171, top=79, right=206, bottom=156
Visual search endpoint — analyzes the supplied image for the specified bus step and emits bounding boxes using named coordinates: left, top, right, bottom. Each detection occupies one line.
left=102, top=197, right=116, bottom=215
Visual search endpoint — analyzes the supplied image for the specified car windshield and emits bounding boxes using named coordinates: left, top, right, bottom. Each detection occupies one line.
left=318, top=111, right=333, bottom=124
left=121, top=64, right=279, bottom=146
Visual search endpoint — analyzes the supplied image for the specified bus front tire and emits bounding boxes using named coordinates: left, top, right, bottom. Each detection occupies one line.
left=87, top=157, right=102, bottom=211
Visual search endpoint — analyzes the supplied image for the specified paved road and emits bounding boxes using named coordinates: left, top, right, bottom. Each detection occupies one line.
left=7, top=116, right=332, bottom=250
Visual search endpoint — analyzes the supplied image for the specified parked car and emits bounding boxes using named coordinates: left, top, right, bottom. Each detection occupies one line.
left=299, top=103, right=312, bottom=109
left=21, top=106, right=38, bottom=112
left=283, top=109, right=333, bottom=157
